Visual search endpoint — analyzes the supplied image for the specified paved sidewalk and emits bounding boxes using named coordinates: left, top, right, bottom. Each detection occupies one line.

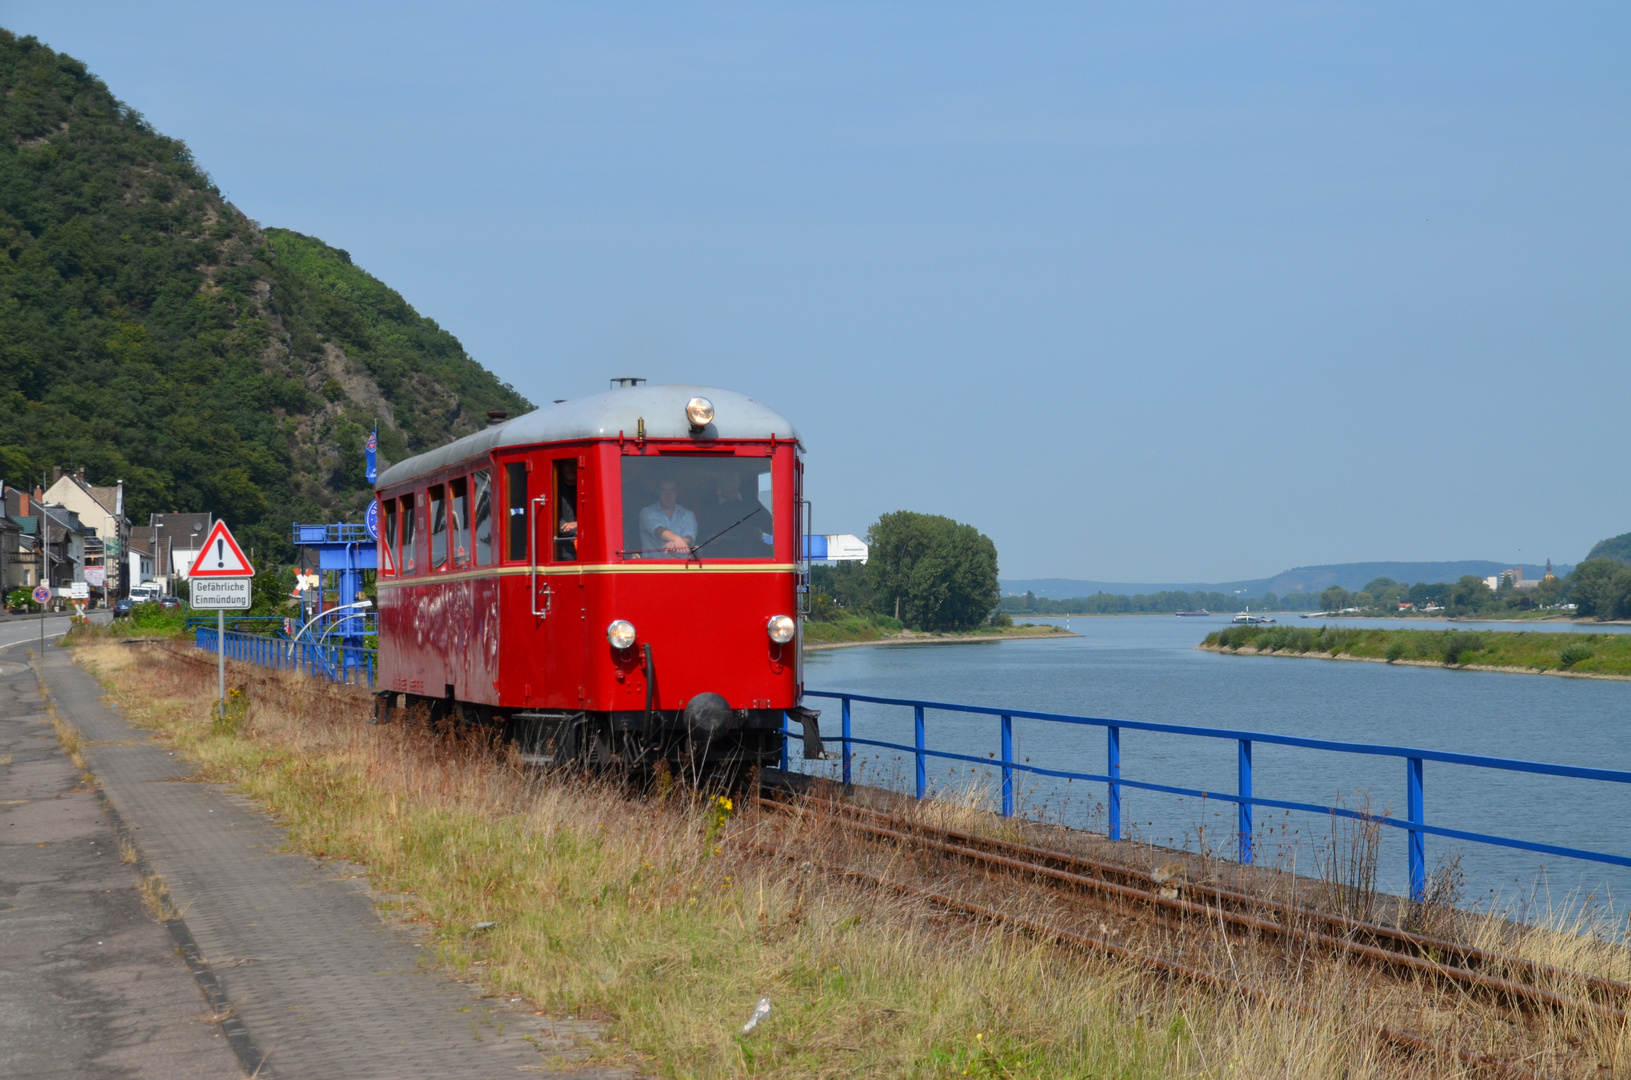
left=0, top=645, right=240, bottom=1080
left=37, top=647, right=633, bottom=1080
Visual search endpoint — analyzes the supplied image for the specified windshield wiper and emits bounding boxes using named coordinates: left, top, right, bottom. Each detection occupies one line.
left=691, top=507, right=764, bottom=556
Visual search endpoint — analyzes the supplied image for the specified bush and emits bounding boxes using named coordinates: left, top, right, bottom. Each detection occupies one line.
left=1440, top=631, right=1485, bottom=665
left=1385, top=637, right=1409, bottom=663
left=125, top=603, right=188, bottom=635
left=1559, top=642, right=1595, bottom=670
left=1208, top=626, right=1263, bottom=650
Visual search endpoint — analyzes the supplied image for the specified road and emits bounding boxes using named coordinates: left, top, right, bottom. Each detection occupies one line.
left=3, top=629, right=630, bottom=1079
left=0, top=627, right=241, bottom=1079
left=0, top=614, right=79, bottom=654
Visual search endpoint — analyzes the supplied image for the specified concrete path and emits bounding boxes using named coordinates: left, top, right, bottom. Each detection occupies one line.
left=0, top=638, right=241, bottom=1080
left=13, top=644, right=634, bottom=1080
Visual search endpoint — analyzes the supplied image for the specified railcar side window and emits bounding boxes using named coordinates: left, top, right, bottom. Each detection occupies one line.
left=554, top=460, right=578, bottom=562
left=621, top=456, right=774, bottom=559
left=472, top=469, right=492, bottom=565
left=429, top=485, right=447, bottom=569
left=505, top=462, right=528, bottom=561
left=449, top=478, right=469, bottom=566
left=400, top=493, right=417, bottom=575
left=382, top=499, right=398, bottom=575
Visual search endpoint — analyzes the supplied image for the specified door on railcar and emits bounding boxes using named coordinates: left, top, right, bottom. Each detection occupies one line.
left=499, top=452, right=585, bottom=708
left=539, top=453, right=586, bottom=706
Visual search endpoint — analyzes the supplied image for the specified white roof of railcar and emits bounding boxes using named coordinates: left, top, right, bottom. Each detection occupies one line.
left=376, top=383, right=800, bottom=489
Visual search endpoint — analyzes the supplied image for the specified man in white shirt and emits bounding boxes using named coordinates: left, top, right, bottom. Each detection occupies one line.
left=638, top=480, right=697, bottom=557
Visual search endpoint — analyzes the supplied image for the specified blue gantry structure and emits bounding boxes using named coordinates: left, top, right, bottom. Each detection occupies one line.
left=194, top=522, right=379, bottom=685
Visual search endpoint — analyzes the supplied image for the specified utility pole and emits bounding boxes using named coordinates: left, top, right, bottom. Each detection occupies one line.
left=39, top=499, right=50, bottom=656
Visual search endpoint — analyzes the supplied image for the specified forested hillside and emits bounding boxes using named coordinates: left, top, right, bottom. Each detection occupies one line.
left=0, top=31, right=529, bottom=558
left=1586, top=532, right=1631, bottom=566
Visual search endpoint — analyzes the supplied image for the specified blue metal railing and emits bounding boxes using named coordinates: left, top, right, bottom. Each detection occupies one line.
left=186, top=615, right=288, bottom=634
left=795, top=690, right=1631, bottom=902
left=195, top=627, right=377, bottom=687
left=294, top=522, right=372, bottom=544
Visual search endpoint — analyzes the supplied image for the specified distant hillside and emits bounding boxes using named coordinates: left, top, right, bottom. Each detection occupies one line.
left=1585, top=533, right=1631, bottom=566
left=1005, top=560, right=1573, bottom=600
left=0, top=31, right=529, bottom=559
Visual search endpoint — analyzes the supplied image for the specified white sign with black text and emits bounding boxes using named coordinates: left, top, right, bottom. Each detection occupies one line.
left=190, top=578, right=252, bottom=610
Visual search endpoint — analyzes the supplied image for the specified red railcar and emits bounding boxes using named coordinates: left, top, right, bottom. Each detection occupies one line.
left=372, top=382, right=809, bottom=768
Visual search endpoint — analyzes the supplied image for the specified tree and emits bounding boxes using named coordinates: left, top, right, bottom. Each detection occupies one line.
left=1567, top=559, right=1631, bottom=620
left=1448, top=575, right=1493, bottom=613
left=1362, top=577, right=1397, bottom=596
left=806, top=561, right=878, bottom=620
left=1319, top=585, right=1350, bottom=611
left=868, top=511, right=999, bottom=631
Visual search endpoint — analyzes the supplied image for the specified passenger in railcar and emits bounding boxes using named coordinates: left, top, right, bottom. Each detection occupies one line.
left=554, top=460, right=578, bottom=561
left=638, top=479, right=697, bottom=557
left=697, top=466, right=773, bottom=558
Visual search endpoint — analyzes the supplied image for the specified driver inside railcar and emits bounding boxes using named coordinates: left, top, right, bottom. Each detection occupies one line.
left=637, top=479, right=698, bottom=557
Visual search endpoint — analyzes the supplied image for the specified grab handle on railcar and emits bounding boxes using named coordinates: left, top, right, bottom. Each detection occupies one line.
left=530, top=493, right=550, bottom=617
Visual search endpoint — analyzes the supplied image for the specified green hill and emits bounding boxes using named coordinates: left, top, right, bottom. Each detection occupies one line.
left=0, top=30, right=529, bottom=559
left=1585, top=532, right=1631, bottom=566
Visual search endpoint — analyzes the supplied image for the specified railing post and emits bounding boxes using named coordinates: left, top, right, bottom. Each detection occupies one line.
left=1237, top=739, right=1253, bottom=865
left=779, top=711, right=789, bottom=772
left=914, top=705, right=926, bottom=800
left=1000, top=714, right=1014, bottom=818
left=841, top=697, right=852, bottom=786
left=1407, top=757, right=1425, bottom=902
left=1107, top=725, right=1121, bottom=842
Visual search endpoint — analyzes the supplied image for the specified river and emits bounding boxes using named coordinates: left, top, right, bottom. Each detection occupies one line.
left=798, top=615, right=1631, bottom=928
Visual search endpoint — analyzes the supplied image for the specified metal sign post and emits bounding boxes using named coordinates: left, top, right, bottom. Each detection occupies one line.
left=33, top=584, right=51, bottom=656
left=187, top=524, right=255, bottom=718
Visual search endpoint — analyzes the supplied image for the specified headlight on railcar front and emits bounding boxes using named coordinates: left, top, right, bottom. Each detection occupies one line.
left=767, top=614, right=796, bottom=644
left=607, top=619, right=637, bottom=649
left=685, top=396, right=715, bottom=429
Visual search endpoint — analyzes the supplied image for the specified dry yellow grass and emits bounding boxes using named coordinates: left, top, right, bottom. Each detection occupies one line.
left=74, top=640, right=1628, bottom=1078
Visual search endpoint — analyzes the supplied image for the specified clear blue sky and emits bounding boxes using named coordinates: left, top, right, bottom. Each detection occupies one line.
left=7, top=3, right=1627, bottom=581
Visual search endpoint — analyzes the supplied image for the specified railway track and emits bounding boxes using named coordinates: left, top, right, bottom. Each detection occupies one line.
left=755, top=785, right=1629, bottom=1078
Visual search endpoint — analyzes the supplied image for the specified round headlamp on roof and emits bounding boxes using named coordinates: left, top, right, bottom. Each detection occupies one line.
left=685, top=396, right=715, bottom=430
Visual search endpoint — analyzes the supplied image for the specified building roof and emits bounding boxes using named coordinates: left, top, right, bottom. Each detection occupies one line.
left=377, top=383, right=801, bottom=489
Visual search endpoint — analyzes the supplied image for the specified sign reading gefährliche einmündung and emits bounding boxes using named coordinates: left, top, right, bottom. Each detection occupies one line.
left=190, top=578, right=252, bottom=610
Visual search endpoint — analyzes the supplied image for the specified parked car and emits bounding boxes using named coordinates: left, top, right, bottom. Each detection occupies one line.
left=158, top=595, right=183, bottom=611
left=113, top=598, right=135, bottom=617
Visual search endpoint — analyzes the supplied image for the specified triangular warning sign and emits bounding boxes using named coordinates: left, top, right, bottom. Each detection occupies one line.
left=188, top=521, right=255, bottom=577
left=379, top=530, right=397, bottom=575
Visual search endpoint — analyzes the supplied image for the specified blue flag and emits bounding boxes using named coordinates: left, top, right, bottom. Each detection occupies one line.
left=365, top=424, right=378, bottom=485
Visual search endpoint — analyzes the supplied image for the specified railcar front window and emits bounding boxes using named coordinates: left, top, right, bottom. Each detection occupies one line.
left=429, top=485, right=447, bottom=568
left=400, top=494, right=417, bottom=574
left=383, top=500, right=398, bottom=574
left=472, top=469, right=492, bottom=565
left=505, top=462, right=528, bottom=561
left=449, top=478, right=469, bottom=566
left=621, top=456, right=774, bottom=559
left=554, top=460, right=578, bottom=561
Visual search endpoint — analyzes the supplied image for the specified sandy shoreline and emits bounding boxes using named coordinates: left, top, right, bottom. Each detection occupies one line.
left=805, top=628, right=1079, bottom=652
left=1196, top=643, right=1631, bottom=682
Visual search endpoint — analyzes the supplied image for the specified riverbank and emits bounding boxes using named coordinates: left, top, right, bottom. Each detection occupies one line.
left=805, top=622, right=1077, bottom=651
left=1200, top=624, right=1631, bottom=680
